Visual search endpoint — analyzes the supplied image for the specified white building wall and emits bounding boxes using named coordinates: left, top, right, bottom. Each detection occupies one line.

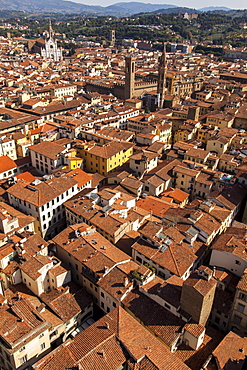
left=210, top=249, right=247, bottom=277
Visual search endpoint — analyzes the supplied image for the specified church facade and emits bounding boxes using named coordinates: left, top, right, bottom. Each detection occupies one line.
left=28, top=21, right=63, bottom=62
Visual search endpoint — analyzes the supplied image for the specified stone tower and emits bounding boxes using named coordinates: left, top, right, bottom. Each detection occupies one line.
left=109, top=30, right=115, bottom=47
left=188, top=106, right=200, bottom=121
left=157, top=43, right=167, bottom=109
left=180, top=266, right=217, bottom=326
left=125, top=56, right=135, bottom=100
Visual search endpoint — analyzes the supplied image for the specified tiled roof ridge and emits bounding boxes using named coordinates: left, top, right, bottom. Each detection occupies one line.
left=168, top=244, right=181, bottom=277
left=117, top=305, right=120, bottom=338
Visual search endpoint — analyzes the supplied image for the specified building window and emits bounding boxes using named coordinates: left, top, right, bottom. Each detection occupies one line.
left=215, top=316, right=220, bottom=324
left=113, top=302, right=116, bottom=308
left=136, top=256, right=142, bottom=263
left=20, top=355, right=27, bottom=364
left=101, top=292, right=105, bottom=298
left=234, top=315, right=242, bottom=326
left=40, top=343, right=45, bottom=350
left=236, top=260, right=241, bottom=265
left=239, top=293, right=247, bottom=302
left=237, top=303, right=245, bottom=313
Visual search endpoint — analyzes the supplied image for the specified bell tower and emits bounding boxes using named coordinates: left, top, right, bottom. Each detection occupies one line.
left=109, top=30, right=115, bottom=47
left=125, top=55, right=135, bottom=100
left=48, top=20, right=54, bottom=39
left=157, top=43, right=167, bottom=109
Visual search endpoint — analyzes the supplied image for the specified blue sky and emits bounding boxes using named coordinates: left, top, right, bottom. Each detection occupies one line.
left=72, top=0, right=246, bottom=9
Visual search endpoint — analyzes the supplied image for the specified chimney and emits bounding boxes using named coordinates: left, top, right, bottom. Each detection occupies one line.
left=212, top=266, right=216, bottom=278
left=124, top=277, right=128, bottom=287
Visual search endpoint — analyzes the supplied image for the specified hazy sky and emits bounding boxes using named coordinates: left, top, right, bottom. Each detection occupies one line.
left=72, top=0, right=246, bottom=9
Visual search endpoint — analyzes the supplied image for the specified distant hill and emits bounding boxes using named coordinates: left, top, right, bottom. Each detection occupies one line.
left=151, top=7, right=198, bottom=15
left=109, top=2, right=178, bottom=14
left=0, top=1, right=242, bottom=17
left=0, top=0, right=104, bottom=14
left=199, top=6, right=232, bottom=12
left=0, top=0, right=178, bottom=16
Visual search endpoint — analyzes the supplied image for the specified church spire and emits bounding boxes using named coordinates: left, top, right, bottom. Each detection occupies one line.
left=157, top=42, right=167, bottom=109
left=49, top=20, right=54, bottom=39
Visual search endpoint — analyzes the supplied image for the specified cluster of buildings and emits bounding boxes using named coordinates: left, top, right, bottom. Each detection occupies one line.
left=0, top=23, right=247, bottom=370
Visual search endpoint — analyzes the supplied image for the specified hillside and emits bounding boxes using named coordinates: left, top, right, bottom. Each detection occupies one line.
left=0, top=0, right=178, bottom=16
left=0, top=1, right=243, bottom=18
left=0, top=0, right=103, bottom=14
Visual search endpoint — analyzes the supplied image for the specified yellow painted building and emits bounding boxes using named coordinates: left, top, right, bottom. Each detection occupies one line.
left=13, top=132, right=32, bottom=157
left=206, top=114, right=234, bottom=129
left=64, top=156, right=84, bottom=170
left=197, top=126, right=217, bottom=144
left=77, top=141, right=134, bottom=176
left=174, top=129, right=194, bottom=142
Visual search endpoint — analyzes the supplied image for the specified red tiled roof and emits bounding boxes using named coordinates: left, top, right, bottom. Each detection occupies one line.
left=0, top=155, right=16, bottom=173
